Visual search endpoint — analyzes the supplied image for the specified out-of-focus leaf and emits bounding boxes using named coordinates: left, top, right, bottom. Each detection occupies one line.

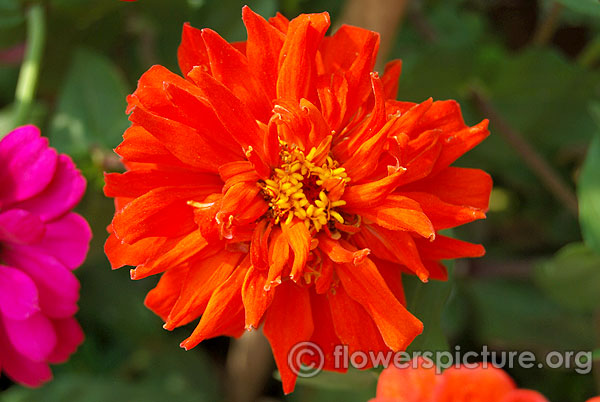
left=554, top=0, right=600, bottom=18
left=0, top=104, right=15, bottom=135
left=578, top=128, right=600, bottom=255
left=465, top=279, right=595, bottom=350
left=1, top=347, right=220, bottom=402
left=404, top=265, right=453, bottom=353
left=0, top=102, right=46, bottom=136
left=0, top=0, right=23, bottom=29
left=288, top=369, right=377, bottom=402
left=291, top=368, right=377, bottom=391
left=48, top=47, right=129, bottom=157
left=535, top=243, right=600, bottom=312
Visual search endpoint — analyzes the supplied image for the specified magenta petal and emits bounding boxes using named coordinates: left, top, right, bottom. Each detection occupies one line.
left=3, top=312, right=57, bottom=362
left=27, top=213, right=92, bottom=270
left=0, top=125, right=58, bottom=207
left=0, top=325, right=52, bottom=387
left=47, top=317, right=84, bottom=363
left=1, top=246, right=80, bottom=318
left=0, top=209, right=45, bottom=245
left=14, top=154, right=86, bottom=222
left=0, top=265, right=40, bottom=320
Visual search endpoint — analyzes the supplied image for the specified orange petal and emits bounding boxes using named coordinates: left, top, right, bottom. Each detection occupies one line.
left=104, top=232, right=167, bottom=270
left=115, top=125, right=186, bottom=168
left=421, top=260, right=448, bottom=281
left=131, top=229, right=208, bottom=280
left=162, top=82, right=242, bottom=153
left=112, top=186, right=204, bottom=244
left=281, top=219, right=311, bottom=281
left=341, top=117, right=401, bottom=182
left=393, top=129, right=443, bottom=186
left=241, top=265, right=274, bottom=329
left=268, top=12, right=290, bottom=33
left=359, top=225, right=430, bottom=282
left=328, top=284, right=389, bottom=355
left=220, top=181, right=261, bottom=217
left=500, top=390, right=551, bottom=402
left=219, top=161, right=260, bottom=192
left=266, top=227, right=289, bottom=289
left=263, top=280, right=314, bottom=394
left=314, top=254, right=333, bottom=294
left=177, top=23, right=210, bottom=77
left=250, top=219, right=272, bottom=271
left=276, top=12, right=330, bottom=103
left=242, top=6, right=285, bottom=101
left=187, top=66, right=269, bottom=168
left=400, top=99, right=465, bottom=139
left=374, top=357, right=437, bottom=402
left=336, top=258, right=423, bottom=351
left=165, top=250, right=243, bottom=330
left=333, top=73, right=386, bottom=162
left=201, top=27, right=272, bottom=122
left=343, top=170, right=407, bottom=209
left=373, top=257, right=406, bottom=305
left=320, top=25, right=380, bottom=126
left=308, top=292, right=344, bottom=372
left=433, top=364, right=516, bottom=402
left=432, top=119, right=490, bottom=173
left=129, top=104, right=240, bottom=171
left=346, top=194, right=435, bottom=240
left=403, top=167, right=492, bottom=212
left=300, top=98, right=332, bottom=150
left=399, top=191, right=487, bottom=231
left=413, top=234, right=485, bottom=260
left=318, top=235, right=370, bottom=265
left=381, top=59, right=402, bottom=100
left=144, top=265, right=189, bottom=322
left=179, top=258, right=248, bottom=349
left=104, top=169, right=221, bottom=199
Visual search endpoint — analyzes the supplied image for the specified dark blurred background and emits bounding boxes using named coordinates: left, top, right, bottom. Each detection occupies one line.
left=0, top=0, right=599, bottom=401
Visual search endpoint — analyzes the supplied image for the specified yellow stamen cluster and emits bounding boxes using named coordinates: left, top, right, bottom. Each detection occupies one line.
left=262, top=144, right=349, bottom=232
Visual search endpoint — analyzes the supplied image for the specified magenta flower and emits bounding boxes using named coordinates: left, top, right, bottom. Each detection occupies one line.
left=0, top=125, right=90, bottom=387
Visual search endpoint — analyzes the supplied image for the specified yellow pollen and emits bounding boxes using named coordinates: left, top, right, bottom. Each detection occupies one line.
left=261, top=142, right=350, bottom=232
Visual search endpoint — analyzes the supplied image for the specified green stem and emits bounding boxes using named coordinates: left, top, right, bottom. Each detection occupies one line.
left=12, top=3, right=45, bottom=129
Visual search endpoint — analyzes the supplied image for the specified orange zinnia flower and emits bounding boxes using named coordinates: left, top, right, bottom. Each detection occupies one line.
left=104, top=6, right=491, bottom=393
left=370, top=358, right=550, bottom=402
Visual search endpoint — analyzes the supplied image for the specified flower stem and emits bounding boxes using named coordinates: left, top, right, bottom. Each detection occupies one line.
left=532, top=2, right=563, bottom=46
left=12, top=3, right=45, bottom=129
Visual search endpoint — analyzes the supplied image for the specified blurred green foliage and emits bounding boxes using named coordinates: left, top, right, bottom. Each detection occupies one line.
left=0, top=0, right=599, bottom=401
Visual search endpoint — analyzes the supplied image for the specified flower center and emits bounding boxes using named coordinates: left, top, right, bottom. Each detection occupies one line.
left=261, top=143, right=349, bottom=232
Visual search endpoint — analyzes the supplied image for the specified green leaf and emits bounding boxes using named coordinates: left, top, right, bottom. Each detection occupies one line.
left=291, top=368, right=378, bottom=392
left=404, top=267, right=453, bottom=353
left=578, top=127, right=600, bottom=255
left=48, top=47, right=129, bottom=157
left=0, top=0, right=23, bottom=29
left=465, top=279, right=595, bottom=350
left=288, top=369, right=377, bottom=402
left=554, top=0, right=600, bottom=18
left=535, top=243, right=600, bottom=312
